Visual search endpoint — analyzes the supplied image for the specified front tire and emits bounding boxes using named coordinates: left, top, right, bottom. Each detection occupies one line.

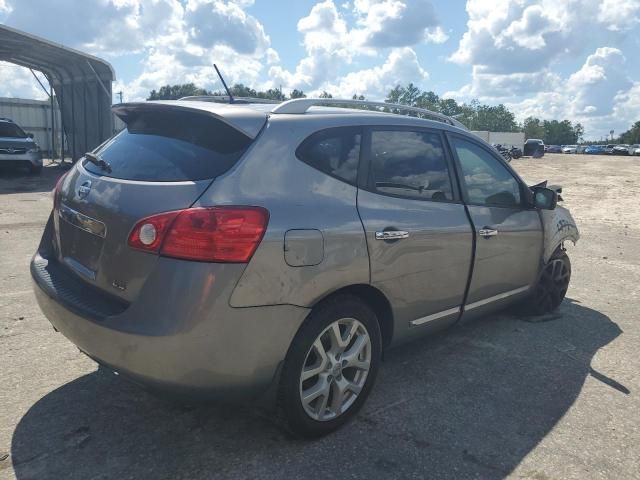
left=525, top=249, right=571, bottom=315
left=278, top=295, right=381, bottom=438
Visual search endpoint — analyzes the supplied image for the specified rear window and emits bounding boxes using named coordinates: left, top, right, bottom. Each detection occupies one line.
left=0, top=122, right=26, bottom=138
left=86, top=110, right=252, bottom=181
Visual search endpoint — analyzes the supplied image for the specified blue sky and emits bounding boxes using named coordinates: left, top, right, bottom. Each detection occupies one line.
left=1, top=0, right=639, bottom=139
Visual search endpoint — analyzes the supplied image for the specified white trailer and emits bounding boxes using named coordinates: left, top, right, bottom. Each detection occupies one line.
left=471, top=131, right=525, bottom=150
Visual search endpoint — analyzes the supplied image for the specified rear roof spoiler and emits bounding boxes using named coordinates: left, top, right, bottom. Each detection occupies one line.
left=112, top=101, right=268, bottom=139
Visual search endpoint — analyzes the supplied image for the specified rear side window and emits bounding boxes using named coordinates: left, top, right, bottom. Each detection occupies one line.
left=369, top=130, right=453, bottom=201
left=86, top=110, right=252, bottom=181
left=296, top=128, right=361, bottom=185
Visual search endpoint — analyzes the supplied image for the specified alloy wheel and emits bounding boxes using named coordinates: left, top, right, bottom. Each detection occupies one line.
left=534, top=256, right=571, bottom=312
left=299, top=318, right=372, bottom=421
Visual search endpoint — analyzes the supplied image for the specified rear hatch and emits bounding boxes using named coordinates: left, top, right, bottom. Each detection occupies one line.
left=52, top=102, right=266, bottom=302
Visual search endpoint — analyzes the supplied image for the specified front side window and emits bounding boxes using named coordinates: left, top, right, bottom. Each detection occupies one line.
left=369, top=130, right=453, bottom=201
left=296, top=128, right=361, bottom=185
left=452, top=138, right=521, bottom=207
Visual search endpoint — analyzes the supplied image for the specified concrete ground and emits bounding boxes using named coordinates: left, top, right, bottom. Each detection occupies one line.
left=0, top=154, right=638, bottom=480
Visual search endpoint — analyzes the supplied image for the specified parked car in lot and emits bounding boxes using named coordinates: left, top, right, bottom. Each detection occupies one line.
left=584, top=145, right=604, bottom=154
left=612, top=144, right=631, bottom=156
left=0, top=117, right=42, bottom=174
left=31, top=97, right=580, bottom=437
left=562, top=145, right=578, bottom=154
left=524, top=138, right=545, bottom=156
left=603, top=144, right=616, bottom=154
left=546, top=145, right=562, bottom=153
left=630, top=144, right=640, bottom=156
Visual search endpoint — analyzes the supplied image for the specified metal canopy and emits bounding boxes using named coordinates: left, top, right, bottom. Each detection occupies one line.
left=0, top=24, right=115, bottom=161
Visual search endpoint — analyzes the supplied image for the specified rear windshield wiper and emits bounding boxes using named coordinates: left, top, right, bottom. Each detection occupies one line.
left=84, top=152, right=112, bottom=173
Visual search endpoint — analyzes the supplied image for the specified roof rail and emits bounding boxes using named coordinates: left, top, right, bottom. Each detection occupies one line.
left=271, top=98, right=467, bottom=130
left=179, top=95, right=281, bottom=105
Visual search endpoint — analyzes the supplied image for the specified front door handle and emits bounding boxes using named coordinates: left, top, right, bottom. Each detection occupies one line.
left=375, top=230, right=409, bottom=240
left=478, top=227, right=498, bottom=238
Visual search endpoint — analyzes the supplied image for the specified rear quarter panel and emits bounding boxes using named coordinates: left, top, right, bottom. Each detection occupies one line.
left=195, top=118, right=370, bottom=308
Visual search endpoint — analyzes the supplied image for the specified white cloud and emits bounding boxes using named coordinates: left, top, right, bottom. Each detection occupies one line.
left=268, top=0, right=352, bottom=90
left=5, top=0, right=185, bottom=56
left=449, top=0, right=637, bottom=76
left=2, top=0, right=274, bottom=101
left=504, top=48, right=636, bottom=138
left=567, top=47, right=632, bottom=117
left=448, top=0, right=640, bottom=138
left=319, top=47, right=429, bottom=99
left=184, top=0, right=270, bottom=55
left=352, top=0, right=447, bottom=48
left=269, top=0, right=443, bottom=93
left=0, top=0, right=11, bottom=18
left=598, top=0, right=640, bottom=31
left=0, top=62, right=47, bottom=100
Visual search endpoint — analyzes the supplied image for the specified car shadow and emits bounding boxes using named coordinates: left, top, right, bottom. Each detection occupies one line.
left=0, top=162, right=68, bottom=194
left=10, top=299, right=623, bottom=479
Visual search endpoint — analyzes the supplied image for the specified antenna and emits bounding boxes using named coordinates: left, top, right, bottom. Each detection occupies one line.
left=214, top=64, right=234, bottom=104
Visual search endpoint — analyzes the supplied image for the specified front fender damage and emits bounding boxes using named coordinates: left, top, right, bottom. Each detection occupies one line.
left=541, top=206, right=580, bottom=263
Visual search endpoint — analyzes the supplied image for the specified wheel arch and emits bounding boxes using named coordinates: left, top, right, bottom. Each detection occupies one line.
left=541, top=206, right=580, bottom=263
left=311, top=284, right=394, bottom=349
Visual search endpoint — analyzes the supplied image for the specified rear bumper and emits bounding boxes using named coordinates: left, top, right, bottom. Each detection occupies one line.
left=31, top=252, right=310, bottom=398
left=0, top=151, right=42, bottom=167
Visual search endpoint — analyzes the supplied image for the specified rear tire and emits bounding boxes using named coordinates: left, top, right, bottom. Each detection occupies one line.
left=524, top=249, right=571, bottom=315
left=278, top=295, right=381, bottom=438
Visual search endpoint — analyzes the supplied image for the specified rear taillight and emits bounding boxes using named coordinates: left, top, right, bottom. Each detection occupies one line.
left=52, top=171, right=69, bottom=209
left=128, top=207, right=269, bottom=263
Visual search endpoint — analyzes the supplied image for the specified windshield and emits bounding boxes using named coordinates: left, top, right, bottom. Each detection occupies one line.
left=0, top=122, right=27, bottom=138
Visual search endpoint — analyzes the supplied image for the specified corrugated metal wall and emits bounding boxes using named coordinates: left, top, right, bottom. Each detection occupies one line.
left=0, top=97, right=62, bottom=156
left=0, top=97, right=124, bottom=158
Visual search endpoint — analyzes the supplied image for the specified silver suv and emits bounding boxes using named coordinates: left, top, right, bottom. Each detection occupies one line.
left=0, top=118, right=42, bottom=174
left=31, top=98, right=579, bottom=437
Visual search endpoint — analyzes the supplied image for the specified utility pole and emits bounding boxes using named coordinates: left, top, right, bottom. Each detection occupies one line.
left=116, top=91, right=123, bottom=103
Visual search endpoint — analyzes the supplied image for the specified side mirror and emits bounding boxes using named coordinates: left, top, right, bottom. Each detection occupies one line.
left=532, top=186, right=557, bottom=210
left=27, top=133, right=34, bottom=139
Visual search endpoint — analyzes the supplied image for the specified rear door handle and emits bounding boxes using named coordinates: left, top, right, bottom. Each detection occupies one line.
left=478, top=227, right=498, bottom=238
left=375, top=230, right=409, bottom=240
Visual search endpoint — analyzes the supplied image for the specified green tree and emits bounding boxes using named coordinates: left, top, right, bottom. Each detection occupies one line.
left=385, top=85, right=404, bottom=104
left=290, top=89, right=306, bottom=99
left=229, top=83, right=257, bottom=97
left=437, top=98, right=462, bottom=117
left=147, top=83, right=208, bottom=100
left=415, top=91, right=440, bottom=111
left=318, top=91, right=333, bottom=99
left=469, top=104, right=518, bottom=132
left=257, top=88, right=286, bottom=101
left=619, top=121, right=640, bottom=144
left=399, top=83, right=421, bottom=106
left=523, top=117, right=545, bottom=139
left=543, top=119, right=578, bottom=145
left=573, top=123, right=585, bottom=143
